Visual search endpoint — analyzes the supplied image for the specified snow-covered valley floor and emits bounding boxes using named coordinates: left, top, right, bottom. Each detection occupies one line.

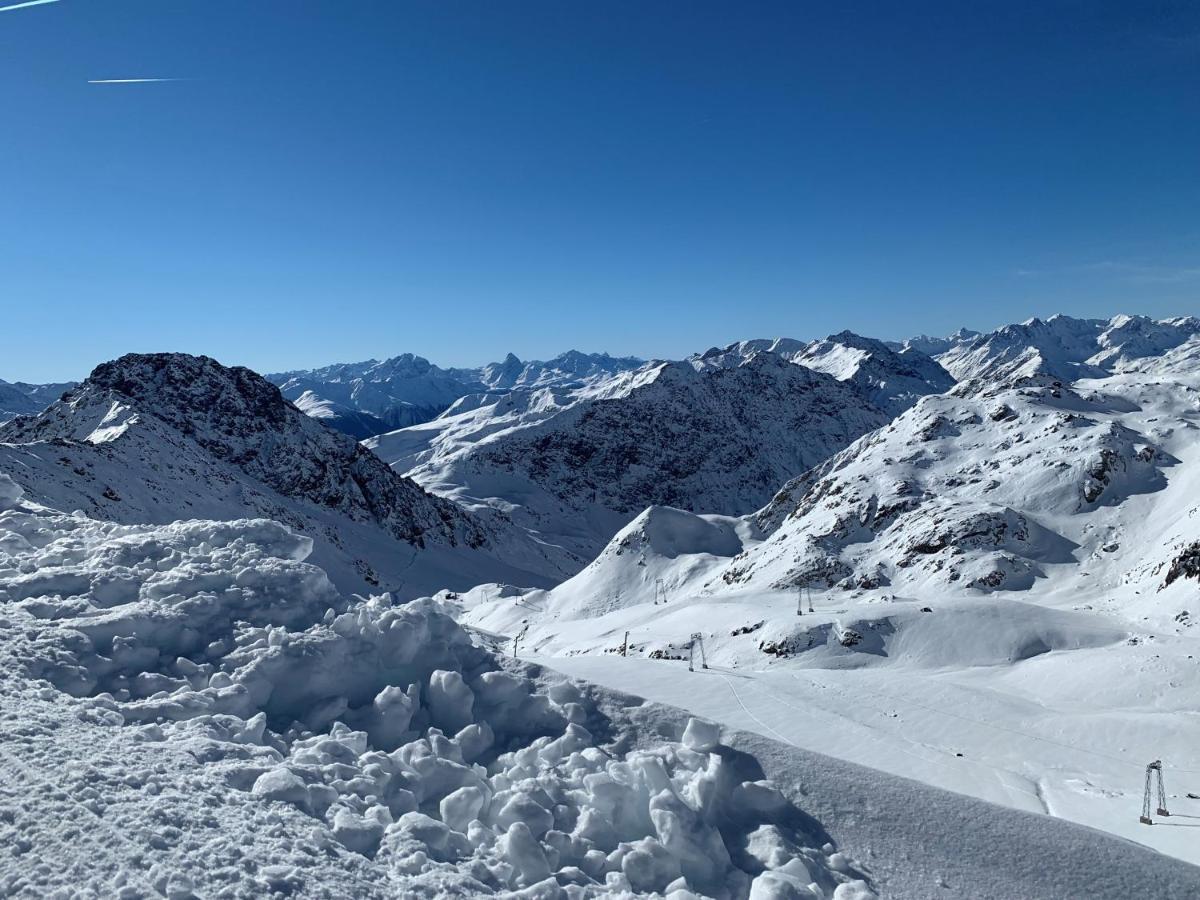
left=462, top=585, right=1200, bottom=871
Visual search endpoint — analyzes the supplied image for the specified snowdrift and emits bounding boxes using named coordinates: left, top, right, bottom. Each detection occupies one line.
left=0, top=491, right=875, bottom=898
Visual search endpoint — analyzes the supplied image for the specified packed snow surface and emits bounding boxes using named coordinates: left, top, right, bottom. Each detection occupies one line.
left=4, top=492, right=1197, bottom=898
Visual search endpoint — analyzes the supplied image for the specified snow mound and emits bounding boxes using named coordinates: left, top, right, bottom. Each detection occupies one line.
left=482, top=507, right=748, bottom=625
left=635, top=506, right=745, bottom=560
left=0, top=505, right=873, bottom=898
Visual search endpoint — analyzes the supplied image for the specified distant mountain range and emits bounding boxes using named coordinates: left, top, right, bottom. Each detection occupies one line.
left=474, top=313, right=1200, bottom=639
left=266, top=351, right=644, bottom=437
left=5, top=313, right=1197, bottom=589
left=0, top=378, right=75, bottom=424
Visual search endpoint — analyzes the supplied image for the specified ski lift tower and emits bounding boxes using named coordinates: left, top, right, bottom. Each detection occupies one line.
left=1140, top=760, right=1169, bottom=824
left=688, top=633, right=708, bottom=672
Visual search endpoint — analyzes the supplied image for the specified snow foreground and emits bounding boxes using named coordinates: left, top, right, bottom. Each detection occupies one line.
left=0, top=489, right=875, bottom=899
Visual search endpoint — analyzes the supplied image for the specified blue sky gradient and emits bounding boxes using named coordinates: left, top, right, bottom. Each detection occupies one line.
left=2, top=1, right=1198, bottom=381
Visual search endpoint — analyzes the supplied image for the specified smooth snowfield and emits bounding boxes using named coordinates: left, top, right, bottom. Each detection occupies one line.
left=464, top=578, right=1200, bottom=866
left=530, top=659, right=1200, bottom=900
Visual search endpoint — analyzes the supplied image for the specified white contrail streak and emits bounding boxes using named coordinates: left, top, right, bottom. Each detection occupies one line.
left=88, top=78, right=181, bottom=84
left=0, top=0, right=61, bottom=12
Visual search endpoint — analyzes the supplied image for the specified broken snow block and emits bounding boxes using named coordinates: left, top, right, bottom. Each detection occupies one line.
left=682, top=717, right=720, bottom=752
left=251, top=767, right=322, bottom=815
left=428, top=669, right=475, bottom=733
left=440, top=785, right=487, bottom=834
left=502, top=821, right=552, bottom=886
left=331, top=807, right=384, bottom=857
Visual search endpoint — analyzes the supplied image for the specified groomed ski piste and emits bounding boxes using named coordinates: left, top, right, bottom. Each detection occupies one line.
left=3, top=476, right=1199, bottom=899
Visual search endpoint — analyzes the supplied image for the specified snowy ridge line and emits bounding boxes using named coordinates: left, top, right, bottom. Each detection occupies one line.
left=789, top=670, right=1200, bottom=776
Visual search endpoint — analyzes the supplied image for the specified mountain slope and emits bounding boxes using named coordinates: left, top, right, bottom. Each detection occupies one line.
left=456, top=316, right=1200, bottom=866
left=368, top=352, right=891, bottom=565
left=0, top=353, right=573, bottom=593
left=291, top=390, right=391, bottom=440
left=792, top=331, right=954, bottom=416
left=8, top=484, right=1193, bottom=899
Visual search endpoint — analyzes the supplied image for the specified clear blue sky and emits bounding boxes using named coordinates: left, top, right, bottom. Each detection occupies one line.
left=2, top=1, right=1197, bottom=381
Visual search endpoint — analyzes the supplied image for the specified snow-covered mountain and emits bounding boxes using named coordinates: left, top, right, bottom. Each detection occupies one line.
left=268, top=354, right=486, bottom=432
left=457, top=313, right=1200, bottom=867
left=726, top=371, right=1193, bottom=602
left=506, top=347, right=1200, bottom=620
left=291, top=389, right=392, bottom=440
left=474, top=349, right=645, bottom=392
left=269, top=350, right=644, bottom=437
left=6, top=312, right=1200, bottom=890
left=898, top=327, right=981, bottom=358
left=706, top=332, right=955, bottom=416
left=0, top=353, right=574, bottom=594
left=933, top=313, right=1200, bottom=383
left=0, top=378, right=75, bottom=424
left=368, top=351, right=891, bottom=565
